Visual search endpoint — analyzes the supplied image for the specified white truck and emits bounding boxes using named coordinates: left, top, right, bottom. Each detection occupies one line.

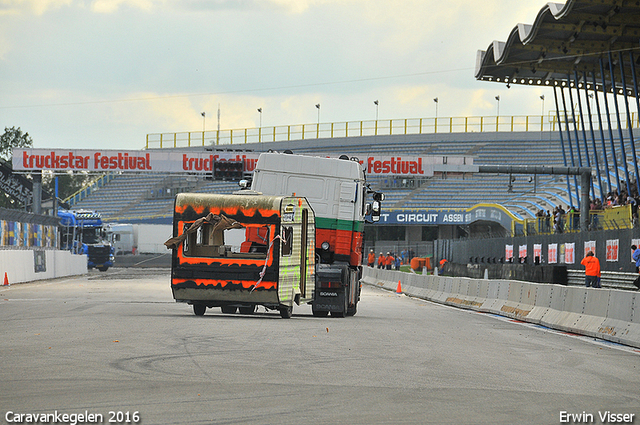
left=249, top=152, right=383, bottom=317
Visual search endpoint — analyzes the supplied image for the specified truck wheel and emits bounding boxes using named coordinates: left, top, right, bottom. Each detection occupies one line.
left=331, top=309, right=347, bottom=318
left=279, top=305, right=293, bottom=319
left=347, top=302, right=357, bottom=316
left=98, top=266, right=108, bottom=272
left=238, top=305, right=256, bottom=315
left=193, top=304, right=206, bottom=316
left=221, top=306, right=237, bottom=314
left=331, top=288, right=348, bottom=317
left=312, top=309, right=329, bottom=317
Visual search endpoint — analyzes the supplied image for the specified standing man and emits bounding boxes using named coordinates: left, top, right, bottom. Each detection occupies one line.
left=377, top=252, right=385, bottom=269
left=632, top=245, right=640, bottom=272
left=385, top=252, right=393, bottom=270
left=632, top=245, right=640, bottom=289
left=580, top=251, right=600, bottom=288
left=367, top=249, right=375, bottom=267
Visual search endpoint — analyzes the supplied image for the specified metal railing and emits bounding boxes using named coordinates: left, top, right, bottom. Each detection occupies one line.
left=520, top=205, right=635, bottom=236
left=145, top=112, right=640, bottom=149
left=64, top=173, right=115, bottom=206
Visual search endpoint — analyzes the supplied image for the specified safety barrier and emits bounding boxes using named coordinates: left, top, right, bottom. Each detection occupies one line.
left=0, top=250, right=87, bottom=284
left=362, top=267, right=639, bottom=349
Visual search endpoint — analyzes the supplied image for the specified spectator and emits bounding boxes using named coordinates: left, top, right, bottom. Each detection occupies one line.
left=367, top=249, right=375, bottom=267
left=632, top=245, right=640, bottom=273
left=580, top=251, right=601, bottom=288
left=394, top=255, right=401, bottom=270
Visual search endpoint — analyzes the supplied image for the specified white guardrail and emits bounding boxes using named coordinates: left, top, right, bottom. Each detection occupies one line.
left=0, top=250, right=87, bottom=285
left=362, top=267, right=640, bottom=349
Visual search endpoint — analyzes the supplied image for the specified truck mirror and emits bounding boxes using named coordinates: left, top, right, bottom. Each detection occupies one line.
left=373, top=192, right=385, bottom=202
left=371, top=201, right=381, bottom=222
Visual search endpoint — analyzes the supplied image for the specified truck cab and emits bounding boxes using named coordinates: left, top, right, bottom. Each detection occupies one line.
left=250, top=152, right=383, bottom=317
left=58, top=209, right=114, bottom=271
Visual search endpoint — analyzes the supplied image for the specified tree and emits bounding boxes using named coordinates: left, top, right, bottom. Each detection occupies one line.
left=0, top=127, right=34, bottom=209
left=0, top=126, right=33, bottom=162
left=0, top=127, right=99, bottom=209
left=42, top=172, right=95, bottom=202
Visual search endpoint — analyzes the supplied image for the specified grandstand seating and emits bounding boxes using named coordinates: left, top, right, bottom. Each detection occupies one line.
left=69, top=131, right=635, bottom=223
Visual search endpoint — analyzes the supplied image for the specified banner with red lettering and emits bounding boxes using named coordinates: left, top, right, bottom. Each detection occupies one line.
left=14, top=149, right=476, bottom=178
left=565, top=242, right=575, bottom=264
left=606, top=239, right=619, bottom=262
left=548, top=243, right=557, bottom=264
left=13, top=149, right=260, bottom=174
left=518, top=244, right=527, bottom=261
left=505, top=244, right=513, bottom=262
left=364, top=156, right=434, bottom=177
left=584, top=240, right=596, bottom=257
left=533, top=244, right=542, bottom=262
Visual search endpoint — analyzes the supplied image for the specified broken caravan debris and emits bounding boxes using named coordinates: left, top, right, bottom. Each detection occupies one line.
left=165, top=193, right=316, bottom=319
left=249, top=152, right=384, bottom=317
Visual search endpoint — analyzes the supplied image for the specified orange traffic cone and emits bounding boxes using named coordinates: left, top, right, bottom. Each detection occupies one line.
left=3, top=272, right=9, bottom=286
left=396, top=280, right=402, bottom=294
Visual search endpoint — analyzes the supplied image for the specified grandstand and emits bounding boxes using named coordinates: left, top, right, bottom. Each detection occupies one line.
left=68, top=130, right=583, bottom=225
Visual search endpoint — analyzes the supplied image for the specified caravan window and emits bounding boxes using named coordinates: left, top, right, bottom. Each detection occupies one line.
left=281, top=226, right=293, bottom=256
left=183, top=222, right=270, bottom=259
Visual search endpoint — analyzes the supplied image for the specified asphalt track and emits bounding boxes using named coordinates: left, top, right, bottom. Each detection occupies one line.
left=1, top=269, right=638, bottom=425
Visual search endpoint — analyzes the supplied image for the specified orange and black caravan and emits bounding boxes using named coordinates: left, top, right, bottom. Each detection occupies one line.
left=166, top=193, right=316, bottom=318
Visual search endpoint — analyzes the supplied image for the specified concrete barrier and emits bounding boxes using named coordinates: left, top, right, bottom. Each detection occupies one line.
left=1, top=250, right=87, bottom=285
left=362, top=266, right=640, bottom=349
left=482, top=280, right=511, bottom=315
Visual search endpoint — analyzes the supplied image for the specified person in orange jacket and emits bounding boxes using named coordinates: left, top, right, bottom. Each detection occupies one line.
left=385, top=252, right=394, bottom=270
left=377, top=252, right=385, bottom=269
left=580, top=251, right=601, bottom=288
left=367, top=249, right=375, bottom=267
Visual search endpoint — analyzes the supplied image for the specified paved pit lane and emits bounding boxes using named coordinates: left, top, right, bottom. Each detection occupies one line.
left=1, top=269, right=638, bottom=424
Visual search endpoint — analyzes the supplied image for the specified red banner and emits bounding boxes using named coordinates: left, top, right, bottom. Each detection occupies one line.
left=14, top=149, right=260, bottom=174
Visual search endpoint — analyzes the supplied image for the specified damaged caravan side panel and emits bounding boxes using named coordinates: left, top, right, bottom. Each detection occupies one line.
left=167, top=193, right=315, bottom=318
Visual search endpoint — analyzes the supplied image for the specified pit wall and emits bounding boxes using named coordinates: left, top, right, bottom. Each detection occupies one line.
left=362, top=267, right=640, bottom=349
left=0, top=250, right=88, bottom=285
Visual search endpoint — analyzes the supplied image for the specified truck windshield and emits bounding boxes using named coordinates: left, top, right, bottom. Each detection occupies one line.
left=81, top=228, right=101, bottom=244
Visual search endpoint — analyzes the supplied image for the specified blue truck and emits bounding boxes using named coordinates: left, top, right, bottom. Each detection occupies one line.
left=58, top=209, right=114, bottom=271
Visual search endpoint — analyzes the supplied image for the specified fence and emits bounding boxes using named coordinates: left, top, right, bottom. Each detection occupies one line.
left=520, top=205, right=634, bottom=236
left=0, top=208, right=59, bottom=250
left=145, top=112, right=640, bottom=149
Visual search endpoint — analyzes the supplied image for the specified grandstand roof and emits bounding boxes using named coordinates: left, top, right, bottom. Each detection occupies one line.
left=475, top=0, right=640, bottom=92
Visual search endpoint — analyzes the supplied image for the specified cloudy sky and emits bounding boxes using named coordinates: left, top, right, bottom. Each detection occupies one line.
left=1, top=0, right=552, bottom=150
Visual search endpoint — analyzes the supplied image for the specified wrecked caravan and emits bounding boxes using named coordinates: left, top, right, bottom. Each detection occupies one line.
left=166, top=193, right=315, bottom=318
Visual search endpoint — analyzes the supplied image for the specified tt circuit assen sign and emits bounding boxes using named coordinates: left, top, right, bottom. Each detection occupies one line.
left=14, top=149, right=260, bottom=174
left=379, top=205, right=518, bottom=228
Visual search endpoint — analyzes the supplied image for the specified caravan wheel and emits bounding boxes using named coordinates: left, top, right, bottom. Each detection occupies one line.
left=279, top=305, right=293, bottom=319
left=193, top=304, right=206, bottom=316
left=221, top=306, right=237, bottom=314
